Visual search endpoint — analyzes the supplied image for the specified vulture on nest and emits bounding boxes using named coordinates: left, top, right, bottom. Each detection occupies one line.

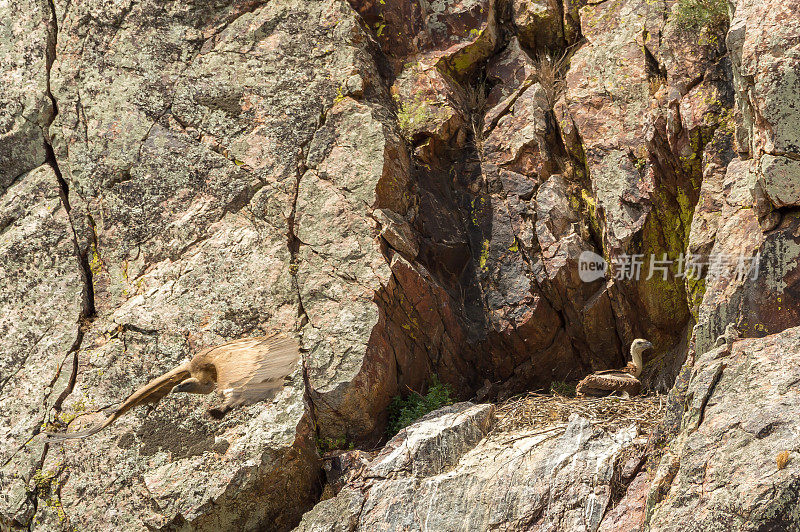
left=576, top=339, right=653, bottom=397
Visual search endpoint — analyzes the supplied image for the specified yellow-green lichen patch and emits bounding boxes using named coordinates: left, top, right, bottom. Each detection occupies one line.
left=469, top=196, right=487, bottom=227
left=716, top=108, right=735, bottom=136
left=395, top=94, right=437, bottom=141
left=32, top=468, right=57, bottom=496
left=636, top=182, right=699, bottom=329
left=576, top=187, right=606, bottom=257
left=31, top=466, right=69, bottom=524
left=581, top=189, right=599, bottom=227
left=120, top=259, right=142, bottom=297
left=436, top=22, right=495, bottom=78
left=479, top=239, right=490, bottom=271
left=55, top=398, right=87, bottom=426
left=685, top=276, right=706, bottom=320
left=333, top=84, right=346, bottom=105
left=89, top=245, right=103, bottom=278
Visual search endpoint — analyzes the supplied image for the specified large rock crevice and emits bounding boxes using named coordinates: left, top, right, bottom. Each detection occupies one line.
left=347, top=0, right=629, bottom=400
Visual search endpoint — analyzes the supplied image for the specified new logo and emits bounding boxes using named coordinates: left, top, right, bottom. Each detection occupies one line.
left=578, top=251, right=607, bottom=282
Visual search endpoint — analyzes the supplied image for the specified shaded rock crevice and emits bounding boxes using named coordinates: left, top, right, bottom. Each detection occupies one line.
left=39, top=0, right=96, bottom=435
left=375, top=5, right=595, bottom=398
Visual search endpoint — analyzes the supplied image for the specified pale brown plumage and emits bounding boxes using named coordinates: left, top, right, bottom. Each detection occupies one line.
left=576, top=370, right=642, bottom=397
left=45, top=333, right=300, bottom=441
left=576, top=339, right=652, bottom=397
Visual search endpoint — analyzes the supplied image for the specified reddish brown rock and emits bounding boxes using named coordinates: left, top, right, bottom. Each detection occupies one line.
left=391, top=60, right=467, bottom=145
left=347, top=0, right=498, bottom=75
left=484, top=37, right=537, bottom=115
left=562, top=0, right=737, bottom=385
left=598, top=466, right=650, bottom=532
left=511, top=0, right=564, bottom=51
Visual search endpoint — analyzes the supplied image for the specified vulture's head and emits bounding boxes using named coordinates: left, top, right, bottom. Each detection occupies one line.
left=631, top=339, right=653, bottom=352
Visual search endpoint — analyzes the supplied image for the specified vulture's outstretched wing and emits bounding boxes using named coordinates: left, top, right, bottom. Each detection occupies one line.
left=211, top=334, right=301, bottom=408
left=45, top=334, right=302, bottom=436
left=45, top=364, right=191, bottom=441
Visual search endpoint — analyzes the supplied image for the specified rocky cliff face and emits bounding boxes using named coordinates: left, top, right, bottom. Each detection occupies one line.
left=298, top=403, right=650, bottom=531
left=1, top=0, right=799, bottom=529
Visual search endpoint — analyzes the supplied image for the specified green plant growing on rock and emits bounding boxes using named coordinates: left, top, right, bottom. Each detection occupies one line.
left=316, top=435, right=354, bottom=454
left=550, top=380, right=577, bottom=397
left=673, top=0, right=728, bottom=30
left=386, top=375, right=453, bottom=437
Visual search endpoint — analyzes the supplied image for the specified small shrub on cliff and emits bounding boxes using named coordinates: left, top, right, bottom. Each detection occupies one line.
left=532, top=50, right=569, bottom=110
left=316, top=435, right=353, bottom=454
left=550, top=380, right=577, bottom=397
left=464, top=79, right=488, bottom=149
left=777, top=450, right=790, bottom=470
left=386, top=375, right=453, bottom=437
left=674, top=0, right=728, bottom=31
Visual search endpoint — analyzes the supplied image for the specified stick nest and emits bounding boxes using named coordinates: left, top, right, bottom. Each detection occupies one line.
left=492, top=392, right=667, bottom=435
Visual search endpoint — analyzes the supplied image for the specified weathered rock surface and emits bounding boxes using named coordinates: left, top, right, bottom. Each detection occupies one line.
left=690, top=0, right=800, bottom=353
left=297, top=403, right=647, bottom=531
left=0, top=0, right=54, bottom=187
left=565, top=0, right=735, bottom=385
left=0, top=165, right=85, bottom=528
left=512, top=0, right=564, bottom=51
left=347, top=0, right=498, bottom=76
left=727, top=0, right=800, bottom=159
left=622, top=2, right=800, bottom=526
left=4, top=0, right=413, bottom=528
left=37, top=380, right=319, bottom=532
left=646, top=328, right=800, bottom=530
left=295, top=95, right=414, bottom=440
